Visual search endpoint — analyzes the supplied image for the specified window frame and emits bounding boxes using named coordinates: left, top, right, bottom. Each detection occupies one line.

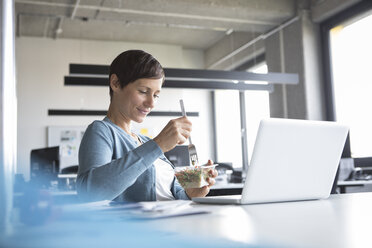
left=235, top=54, right=267, bottom=172
left=320, top=0, right=372, bottom=158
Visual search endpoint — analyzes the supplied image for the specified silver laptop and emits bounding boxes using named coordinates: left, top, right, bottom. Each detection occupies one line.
left=192, top=118, right=349, bottom=205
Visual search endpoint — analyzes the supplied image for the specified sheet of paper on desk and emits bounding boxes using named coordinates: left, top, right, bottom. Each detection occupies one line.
left=63, top=200, right=210, bottom=219
left=126, top=200, right=210, bottom=219
left=62, top=200, right=142, bottom=213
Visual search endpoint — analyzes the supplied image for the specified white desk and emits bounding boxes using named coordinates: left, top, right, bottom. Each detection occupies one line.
left=145, top=192, right=372, bottom=248
left=2, top=192, right=372, bottom=248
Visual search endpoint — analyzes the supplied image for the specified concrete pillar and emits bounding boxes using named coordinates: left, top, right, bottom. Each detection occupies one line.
left=265, top=10, right=326, bottom=120
left=205, top=32, right=265, bottom=70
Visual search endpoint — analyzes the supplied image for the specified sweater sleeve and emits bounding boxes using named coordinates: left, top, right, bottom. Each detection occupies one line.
left=140, top=135, right=190, bottom=200
left=172, top=179, right=190, bottom=200
left=77, top=121, right=163, bottom=202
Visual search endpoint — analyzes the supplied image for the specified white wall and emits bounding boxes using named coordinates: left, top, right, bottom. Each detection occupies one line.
left=16, top=37, right=212, bottom=180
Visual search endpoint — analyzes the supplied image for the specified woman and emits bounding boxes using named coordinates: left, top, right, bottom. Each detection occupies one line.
left=77, top=50, right=217, bottom=202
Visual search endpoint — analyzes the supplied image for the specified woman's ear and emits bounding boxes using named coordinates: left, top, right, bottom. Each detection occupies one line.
left=110, top=74, right=120, bottom=91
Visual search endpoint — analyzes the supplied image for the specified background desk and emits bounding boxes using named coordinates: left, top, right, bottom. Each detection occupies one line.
left=209, top=183, right=244, bottom=196
left=337, top=180, right=372, bottom=193
left=3, top=192, right=372, bottom=248
left=215, top=181, right=372, bottom=195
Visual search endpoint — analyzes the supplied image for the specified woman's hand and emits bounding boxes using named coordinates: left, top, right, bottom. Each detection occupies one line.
left=153, top=116, right=192, bottom=153
left=185, top=160, right=219, bottom=198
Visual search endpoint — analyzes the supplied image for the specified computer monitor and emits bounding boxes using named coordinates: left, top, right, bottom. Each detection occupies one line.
left=30, top=146, right=60, bottom=188
left=164, top=145, right=190, bottom=167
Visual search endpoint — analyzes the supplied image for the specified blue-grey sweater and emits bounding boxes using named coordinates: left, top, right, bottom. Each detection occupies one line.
left=77, top=117, right=189, bottom=202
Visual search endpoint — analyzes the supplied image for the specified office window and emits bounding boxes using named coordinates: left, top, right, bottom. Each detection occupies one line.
left=245, top=63, right=270, bottom=161
left=214, top=62, right=270, bottom=168
left=330, top=13, right=372, bottom=157
left=215, top=90, right=242, bottom=167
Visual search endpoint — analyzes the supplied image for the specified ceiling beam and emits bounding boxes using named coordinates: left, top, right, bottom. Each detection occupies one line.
left=311, top=0, right=363, bottom=23
left=15, top=0, right=279, bottom=26
left=17, top=11, right=232, bottom=33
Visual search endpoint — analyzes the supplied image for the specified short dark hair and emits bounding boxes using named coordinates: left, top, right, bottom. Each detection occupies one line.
left=109, top=50, right=165, bottom=99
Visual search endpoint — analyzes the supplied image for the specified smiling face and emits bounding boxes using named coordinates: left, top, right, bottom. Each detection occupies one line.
left=110, top=75, right=163, bottom=125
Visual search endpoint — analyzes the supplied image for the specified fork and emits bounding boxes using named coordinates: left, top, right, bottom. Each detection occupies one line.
left=179, top=99, right=199, bottom=166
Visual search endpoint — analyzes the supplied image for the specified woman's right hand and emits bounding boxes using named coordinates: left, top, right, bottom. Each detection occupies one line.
left=153, top=116, right=192, bottom=153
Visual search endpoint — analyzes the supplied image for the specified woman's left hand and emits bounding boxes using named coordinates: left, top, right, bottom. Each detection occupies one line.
left=185, top=159, right=218, bottom=198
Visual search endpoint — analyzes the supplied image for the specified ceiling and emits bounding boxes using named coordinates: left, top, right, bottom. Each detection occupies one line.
left=15, top=0, right=305, bottom=50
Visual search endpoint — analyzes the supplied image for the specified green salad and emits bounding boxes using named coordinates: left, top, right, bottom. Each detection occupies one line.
left=175, top=167, right=208, bottom=189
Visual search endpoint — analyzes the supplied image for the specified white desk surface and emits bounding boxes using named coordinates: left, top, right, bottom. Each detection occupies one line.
left=146, top=192, right=372, bottom=248
left=2, top=192, right=372, bottom=248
